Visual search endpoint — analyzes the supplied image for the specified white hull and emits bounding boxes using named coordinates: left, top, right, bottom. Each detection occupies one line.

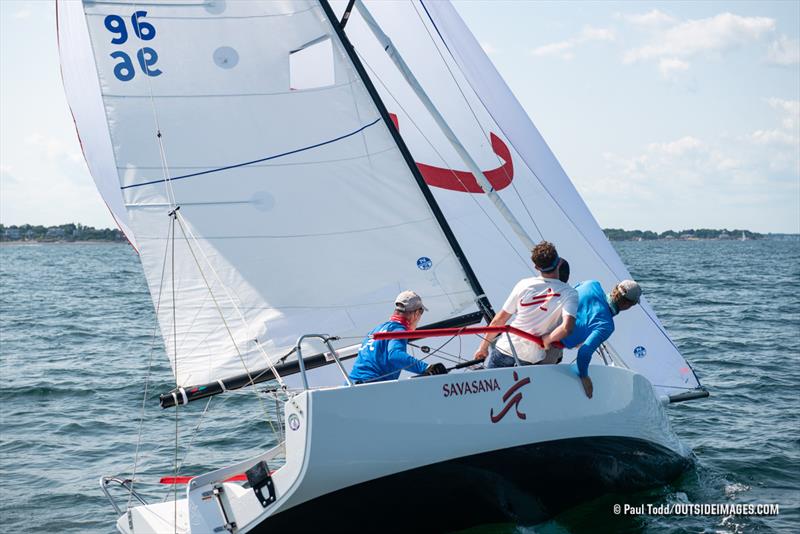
left=118, top=365, right=690, bottom=532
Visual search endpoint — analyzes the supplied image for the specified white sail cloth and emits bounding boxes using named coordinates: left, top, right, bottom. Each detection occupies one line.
left=57, top=0, right=478, bottom=386
left=336, top=0, right=700, bottom=395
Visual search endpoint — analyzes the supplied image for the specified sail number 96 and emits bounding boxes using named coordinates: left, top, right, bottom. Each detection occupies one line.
left=104, top=11, right=162, bottom=81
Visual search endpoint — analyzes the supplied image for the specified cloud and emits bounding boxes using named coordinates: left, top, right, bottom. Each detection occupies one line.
left=13, top=9, right=31, bottom=20
left=584, top=98, right=799, bottom=230
left=658, top=57, right=690, bottom=79
left=619, top=9, right=677, bottom=28
left=752, top=98, right=800, bottom=149
left=624, top=13, right=774, bottom=64
left=532, top=26, right=615, bottom=60
left=647, top=136, right=705, bottom=156
left=767, top=97, right=800, bottom=117
left=0, top=165, right=17, bottom=186
left=766, top=97, right=800, bottom=131
left=750, top=129, right=797, bottom=146
left=24, top=132, right=83, bottom=163
left=765, top=35, right=800, bottom=65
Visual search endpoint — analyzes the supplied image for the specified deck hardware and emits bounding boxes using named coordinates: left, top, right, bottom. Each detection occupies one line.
left=246, top=460, right=276, bottom=508
left=212, top=484, right=238, bottom=533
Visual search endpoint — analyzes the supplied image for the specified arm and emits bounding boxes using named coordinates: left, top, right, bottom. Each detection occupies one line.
left=387, top=338, right=428, bottom=375
left=542, top=313, right=575, bottom=348
left=473, top=310, right=513, bottom=360
left=575, top=326, right=612, bottom=378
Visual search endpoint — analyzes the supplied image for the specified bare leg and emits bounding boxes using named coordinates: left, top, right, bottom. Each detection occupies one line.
left=580, top=376, right=593, bottom=398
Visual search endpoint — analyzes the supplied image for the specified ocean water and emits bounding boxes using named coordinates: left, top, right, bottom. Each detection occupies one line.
left=0, top=239, right=798, bottom=533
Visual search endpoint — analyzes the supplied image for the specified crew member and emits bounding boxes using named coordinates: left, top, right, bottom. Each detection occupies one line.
left=556, top=279, right=641, bottom=398
left=473, top=241, right=578, bottom=367
left=349, top=290, right=446, bottom=383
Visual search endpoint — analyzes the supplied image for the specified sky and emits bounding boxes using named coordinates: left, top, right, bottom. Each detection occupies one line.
left=1, top=0, right=798, bottom=233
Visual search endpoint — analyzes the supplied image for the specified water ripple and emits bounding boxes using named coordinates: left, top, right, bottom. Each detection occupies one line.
left=1, top=240, right=799, bottom=532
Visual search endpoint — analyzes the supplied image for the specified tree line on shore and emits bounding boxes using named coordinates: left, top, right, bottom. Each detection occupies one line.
left=0, top=223, right=768, bottom=243
left=602, top=228, right=762, bottom=241
left=0, top=223, right=124, bottom=242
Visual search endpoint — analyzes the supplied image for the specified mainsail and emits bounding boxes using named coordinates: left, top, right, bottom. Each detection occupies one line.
left=59, top=0, right=700, bottom=397
left=58, top=0, right=483, bottom=387
left=334, top=0, right=701, bottom=396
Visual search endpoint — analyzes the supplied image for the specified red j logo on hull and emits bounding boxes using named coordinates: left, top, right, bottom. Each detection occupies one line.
left=490, top=371, right=531, bottom=423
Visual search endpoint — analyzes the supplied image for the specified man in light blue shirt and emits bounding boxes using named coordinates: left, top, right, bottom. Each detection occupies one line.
left=551, top=279, right=641, bottom=398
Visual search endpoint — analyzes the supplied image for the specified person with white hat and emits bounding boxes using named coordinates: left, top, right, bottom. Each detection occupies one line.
left=556, top=279, right=642, bottom=399
left=349, top=290, right=447, bottom=383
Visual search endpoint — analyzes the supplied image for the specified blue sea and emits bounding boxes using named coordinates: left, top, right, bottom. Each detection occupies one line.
left=1, top=239, right=798, bottom=532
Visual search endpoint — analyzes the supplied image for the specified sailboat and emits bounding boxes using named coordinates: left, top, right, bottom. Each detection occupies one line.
left=58, top=0, right=708, bottom=531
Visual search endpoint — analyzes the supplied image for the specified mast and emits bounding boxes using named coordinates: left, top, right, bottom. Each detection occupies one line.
left=319, top=0, right=495, bottom=321
left=351, top=0, right=537, bottom=254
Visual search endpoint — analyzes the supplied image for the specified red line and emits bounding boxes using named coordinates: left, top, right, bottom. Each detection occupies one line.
left=372, top=325, right=562, bottom=349
left=159, top=474, right=249, bottom=484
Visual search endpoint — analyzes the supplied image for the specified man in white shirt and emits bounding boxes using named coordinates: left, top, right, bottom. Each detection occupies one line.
left=473, top=241, right=578, bottom=367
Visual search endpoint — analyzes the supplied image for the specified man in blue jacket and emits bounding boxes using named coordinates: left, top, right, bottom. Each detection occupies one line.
left=549, top=279, right=641, bottom=399
left=349, top=290, right=446, bottom=383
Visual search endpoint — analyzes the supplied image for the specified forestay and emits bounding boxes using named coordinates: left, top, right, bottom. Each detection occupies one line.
left=57, top=0, right=480, bottom=387
left=335, top=0, right=701, bottom=396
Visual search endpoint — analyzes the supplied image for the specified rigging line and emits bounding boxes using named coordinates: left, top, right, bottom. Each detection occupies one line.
left=128, top=0, right=287, bottom=411
left=413, top=3, right=694, bottom=371
left=408, top=343, right=462, bottom=365
left=127, top=217, right=173, bottom=512
left=173, top=396, right=213, bottom=476
left=407, top=341, right=463, bottom=362
left=170, top=214, right=178, bottom=532
left=130, top=0, right=178, bottom=210
left=652, top=384, right=705, bottom=392
left=123, top=4, right=176, bottom=526
left=174, top=215, right=279, bottom=435
left=173, top=213, right=287, bottom=390
left=171, top=385, right=290, bottom=484
left=355, top=51, right=531, bottom=273
left=410, top=0, right=544, bottom=242
left=119, top=118, right=382, bottom=190
left=173, top=284, right=213, bottom=358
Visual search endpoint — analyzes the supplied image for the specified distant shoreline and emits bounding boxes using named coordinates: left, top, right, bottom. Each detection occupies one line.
left=2, top=224, right=797, bottom=245
left=0, top=240, right=126, bottom=246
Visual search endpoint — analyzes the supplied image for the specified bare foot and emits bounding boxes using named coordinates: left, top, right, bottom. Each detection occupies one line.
left=580, top=376, right=593, bottom=398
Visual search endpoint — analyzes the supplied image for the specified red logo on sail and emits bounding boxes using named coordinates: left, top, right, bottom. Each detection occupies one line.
left=490, top=371, right=531, bottom=423
left=519, top=288, right=560, bottom=311
left=389, top=113, right=513, bottom=193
